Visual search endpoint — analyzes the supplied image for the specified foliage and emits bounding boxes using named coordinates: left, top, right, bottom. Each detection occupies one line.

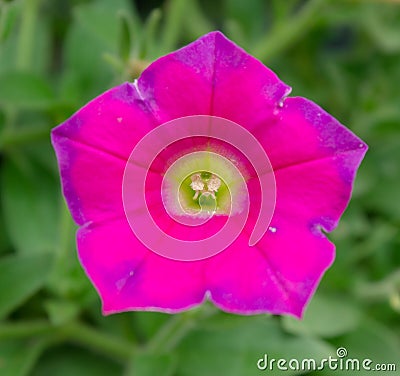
left=0, top=0, right=399, bottom=375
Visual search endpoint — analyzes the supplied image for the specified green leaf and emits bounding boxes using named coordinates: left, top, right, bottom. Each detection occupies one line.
left=0, top=253, right=54, bottom=318
left=127, top=353, right=176, bottom=376
left=343, top=319, right=400, bottom=361
left=61, top=17, right=114, bottom=105
left=61, top=0, right=132, bottom=95
left=1, top=156, right=60, bottom=254
left=31, top=345, right=122, bottom=376
left=0, top=339, right=45, bottom=376
left=131, top=311, right=171, bottom=341
left=0, top=206, right=11, bottom=255
left=282, top=294, right=362, bottom=338
left=363, top=3, right=400, bottom=53
left=176, top=315, right=335, bottom=376
left=74, top=0, right=130, bottom=50
left=225, top=0, right=266, bottom=40
left=251, top=0, right=325, bottom=61
left=118, top=10, right=132, bottom=62
left=44, top=299, right=80, bottom=326
left=0, top=1, right=20, bottom=42
left=181, top=0, right=213, bottom=40
left=363, top=136, right=400, bottom=220
left=0, top=71, right=54, bottom=110
left=0, top=10, right=51, bottom=75
left=141, top=8, right=162, bottom=60
left=162, top=0, right=187, bottom=52
left=328, top=319, right=400, bottom=376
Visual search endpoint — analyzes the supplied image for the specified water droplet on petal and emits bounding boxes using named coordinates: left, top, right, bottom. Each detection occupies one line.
left=116, top=278, right=127, bottom=290
left=274, top=99, right=285, bottom=116
left=268, top=226, right=277, bottom=233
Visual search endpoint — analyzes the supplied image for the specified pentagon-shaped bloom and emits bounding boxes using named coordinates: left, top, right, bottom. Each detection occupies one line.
left=51, top=31, right=367, bottom=318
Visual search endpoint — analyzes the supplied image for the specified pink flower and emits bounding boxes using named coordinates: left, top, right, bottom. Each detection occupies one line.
left=51, top=31, right=367, bottom=318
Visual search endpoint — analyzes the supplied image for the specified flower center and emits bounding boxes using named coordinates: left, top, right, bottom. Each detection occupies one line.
left=191, top=171, right=220, bottom=198
left=161, top=151, right=248, bottom=222
left=177, top=170, right=228, bottom=217
left=189, top=172, right=221, bottom=213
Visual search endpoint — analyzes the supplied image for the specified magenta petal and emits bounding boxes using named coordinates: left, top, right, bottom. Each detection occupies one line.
left=137, top=31, right=290, bottom=127
left=255, top=96, right=367, bottom=232
left=78, top=218, right=207, bottom=314
left=205, top=96, right=366, bottom=318
left=254, top=97, right=367, bottom=172
left=206, top=228, right=333, bottom=318
left=136, top=33, right=215, bottom=122
left=211, top=34, right=291, bottom=130
left=274, top=158, right=355, bottom=233
left=51, top=83, right=157, bottom=225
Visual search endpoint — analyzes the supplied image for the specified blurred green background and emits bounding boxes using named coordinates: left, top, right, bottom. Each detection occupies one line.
left=0, top=0, right=399, bottom=375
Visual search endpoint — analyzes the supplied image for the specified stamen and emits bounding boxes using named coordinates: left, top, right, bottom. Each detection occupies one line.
left=190, top=172, right=221, bottom=202
left=190, top=173, right=205, bottom=191
left=190, top=173, right=205, bottom=199
left=207, top=176, right=221, bottom=192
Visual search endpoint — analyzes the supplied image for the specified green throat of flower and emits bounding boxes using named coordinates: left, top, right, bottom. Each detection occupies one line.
left=180, top=171, right=226, bottom=215
left=161, top=151, right=247, bottom=219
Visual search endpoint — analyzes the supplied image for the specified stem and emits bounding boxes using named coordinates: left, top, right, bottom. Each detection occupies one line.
left=252, top=0, right=326, bottom=61
left=145, top=305, right=216, bottom=353
left=355, top=270, right=400, bottom=302
left=0, top=320, right=52, bottom=339
left=0, top=320, right=135, bottom=362
left=63, top=322, right=134, bottom=361
left=145, top=314, right=193, bottom=353
left=0, top=305, right=217, bottom=362
left=0, top=125, right=51, bottom=150
left=16, top=0, right=41, bottom=70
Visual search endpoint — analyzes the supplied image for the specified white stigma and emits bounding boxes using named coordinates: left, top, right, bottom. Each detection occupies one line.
left=190, top=172, right=221, bottom=200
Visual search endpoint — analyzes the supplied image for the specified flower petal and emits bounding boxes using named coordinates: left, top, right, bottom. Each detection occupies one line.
left=252, top=96, right=367, bottom=234
left=211, top=34, right=290, bottom=130
left=78, top=218, right=207, bottom=314
left=206, top=223, right=334, bottom=318
left=273, top=157, right=359, bottom=234
left=137, top=33, right=215, bottom=121
left=253, top=97, right=367, bottom=173
left=137, top=31, right=290, bottom=128
left=51, top=83, right=157, bottom=225
left=205, top=97, right=366, bottom=317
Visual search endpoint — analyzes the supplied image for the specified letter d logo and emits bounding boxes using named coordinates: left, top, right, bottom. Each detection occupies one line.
left=257, top=354, right=268, bottom=370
